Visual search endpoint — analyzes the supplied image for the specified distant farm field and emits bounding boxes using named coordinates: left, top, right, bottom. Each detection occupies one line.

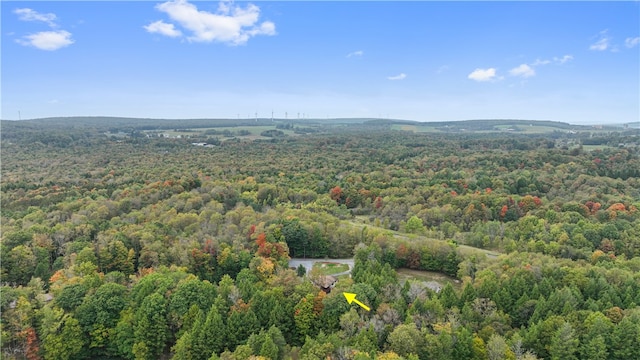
left=391, top=124, right=439, bottom=132
left=582, top=144, right=615, bottom=151
left=145, top=125, right=303, bottom=139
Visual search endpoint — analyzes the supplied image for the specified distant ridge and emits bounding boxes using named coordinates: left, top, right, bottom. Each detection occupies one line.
left=1, top=116, right=630, bottom=134
left=367, top=118, right=572, bottom=128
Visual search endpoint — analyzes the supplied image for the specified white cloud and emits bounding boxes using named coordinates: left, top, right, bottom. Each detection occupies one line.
left=468, top=68, right=497, bottom=82
left=347, top=50, right=363, bottom=58
left=625, top=37, right=640, bottom=48
left=13, top=8, right=75, bottom=50
left=532, top=54, right=573, bottom=67
left=14, top=8, right=57, bottom=27
left=590, top=30, right=611, bottom=51
left=532, top=59, right=551, bottom=66
left=149, top=0, right=276, bottom=45
left=144, top=20, right=182, bottom=37
left=16, top=30, right=74, bottom=51
left=590, top=38, right=609, bottom=51
left=554, top=54, right=573, bottom=64
left=509, top=64, right=535, bottom=78
left=387, top=73, right=407, bottom=80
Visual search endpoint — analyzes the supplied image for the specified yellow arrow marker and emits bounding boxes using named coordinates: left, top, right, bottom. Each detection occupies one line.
left=343, top=292, right=371, bottom=311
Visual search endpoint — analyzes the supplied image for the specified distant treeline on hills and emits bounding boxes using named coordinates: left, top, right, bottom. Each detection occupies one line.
left=2, top=116, right=626, bottom=131
left=364, top=118, right=618, bottom=131
left=1, top=117, right=278, bottom=131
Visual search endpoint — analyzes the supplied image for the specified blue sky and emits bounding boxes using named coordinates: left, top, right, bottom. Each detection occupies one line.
left=2, top=1, right=639, bottom=124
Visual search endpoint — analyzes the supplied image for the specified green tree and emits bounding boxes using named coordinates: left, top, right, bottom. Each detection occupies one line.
left=339, top=308, right=361, bottom=337
left=524, top=315, right=565, bottom=359
left=133, top=293, right=169, bottom=360
left=43, top=316, right=86, bottom=360
left=76, top=247, right=98, bottom=266
left=266, top=326, right=287, bottom=360
left=386, top=323, right=423, bottom=358
left=56, top=283, right=89, bottom=312
left=169, top=277, right=216, bottom=331
left=580, top=311, right=612, bottom=359
left=294, top=294, right=317, bottom=345
left=114, top=309, right=135, bottom=359
left=405, top=216, right=424, bottom=234
left=280, top=218, right=309, bottom=258
left=471, top=335, right=488, bottom=360
left=439, top=283, right=459, bottom=309
left=453, top=326, right=474, bottom=359
left=581, top=335, right=607, bottom=360
left=3, top=230, right=33, bottom=248
left=486, top=334, right=514, bottom=360
left=549, top=322, right=578, bottom=360
left=300, top=335, right=335, bottom=360
left=269, top=301, right=295, bottom=344
left=610, top=315, right=640, bottom=360
left=352, top=326, right=378, bottom=356
left=98, top=239, right=134, bottom=275
left=172, top=330, right=195, bottom=360
left=259, top=335, right=279, bottom=359
left=297, top=264, right=307, bottom=277
left=76, top=282, right=128, bottom=357
left=4, top=245, right=36, bottom=285
left=192, top=304, right=226, bottom=358
left=227, top=303, right=260, bottom=349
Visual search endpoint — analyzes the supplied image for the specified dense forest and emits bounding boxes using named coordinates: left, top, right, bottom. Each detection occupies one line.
left=1, top=118, right=639, bottom=360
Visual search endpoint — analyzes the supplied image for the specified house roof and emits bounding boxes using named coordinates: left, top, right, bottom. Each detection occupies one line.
left=316, top=275, right=337, bottom=289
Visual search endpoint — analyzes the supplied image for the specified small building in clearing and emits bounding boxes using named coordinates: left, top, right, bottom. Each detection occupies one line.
left=314, top=275, right=337, bottom=293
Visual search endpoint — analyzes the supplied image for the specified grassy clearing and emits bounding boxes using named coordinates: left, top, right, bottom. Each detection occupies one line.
left=397, top=125, right=417, bottom=131
left=414, top=126, right=440, bottom=133
left=396, top=268, right=462, bottom=290
left=583, top=144, right=614, bottom=151
left=520, top=125, right=566, bottom=133
left=312, top=262, right=350, bottom=275
left=391, top=124, right=439, bottom=132
left=348, top=217, right=500, bottom=259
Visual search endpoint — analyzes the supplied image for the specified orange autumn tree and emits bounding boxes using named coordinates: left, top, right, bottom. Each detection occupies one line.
left=585, top=201, right=602, bottom=215
left=329, top=186, right=344, bottom=204
left=607, top=203, right=626, bottom=212
left=607, top=203, right=626, bottom=220
left=254, top=232, right=289, bottom=268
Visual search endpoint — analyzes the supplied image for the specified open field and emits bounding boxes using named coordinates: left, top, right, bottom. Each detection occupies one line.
left=582, top=144, right=616, bottom=151
left=391, top=124, right=442, bottom=133
left=289, top=258, right=354, bottom=275
left=396, top=268, right=462, bottom=290
left=142, top=125, right=305, bottom=140
left=493, top=124, right=564, bottom=133
left=312, top=262, right=350, bottom=275
left=348, top=216, right=500, bottom=259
